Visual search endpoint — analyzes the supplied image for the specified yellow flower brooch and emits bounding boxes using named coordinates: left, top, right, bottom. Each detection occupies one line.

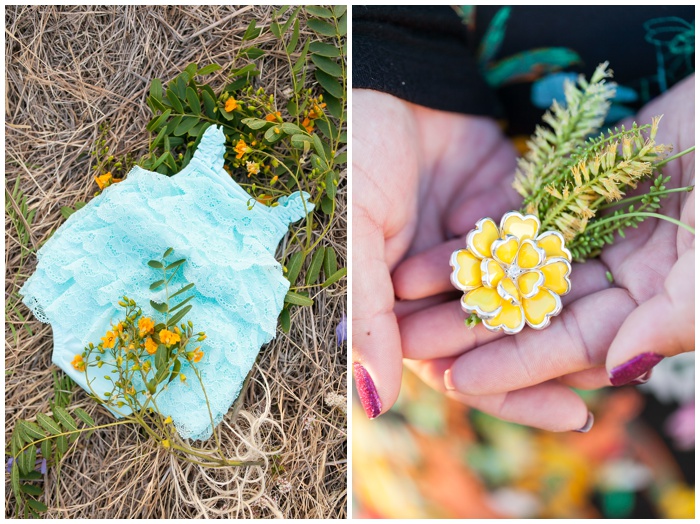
left=450, top=211, right=572, bottom=334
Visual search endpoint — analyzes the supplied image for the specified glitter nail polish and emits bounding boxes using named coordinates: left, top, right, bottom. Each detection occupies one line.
left=609, top=352, right=663, bottom=386
left=353, top=362, right=382, bottom=419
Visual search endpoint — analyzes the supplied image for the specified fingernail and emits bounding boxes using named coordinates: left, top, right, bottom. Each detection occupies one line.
left=444, top=369, right=456, bottom=391
left=573, top=412, right=594, bottom=433
left=353, top=362, right=382, bottom=419
left=628, top=369, right=653, bottom=386
left=609, top=352, right=664, bottom=386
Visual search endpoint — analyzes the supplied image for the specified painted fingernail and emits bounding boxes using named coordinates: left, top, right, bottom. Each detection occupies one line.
left=609, top=352, right=664, bottom=386
left=628, top=369, right=653, bottom=386
left=444, top=369, right=456, bottom=391
left=353, top=362, right=382, bottom=419
left=573, top=412, right=594, bottom=433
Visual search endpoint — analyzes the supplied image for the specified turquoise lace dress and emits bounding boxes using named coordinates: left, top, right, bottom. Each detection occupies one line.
left=20, top=125, right=313, bottom=440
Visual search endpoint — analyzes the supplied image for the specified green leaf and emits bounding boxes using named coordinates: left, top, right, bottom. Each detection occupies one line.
left=279, top=308, right=291, bottom=333
left=165, top=258, right=186, bottom=270
left=306, top=6, right=333, bottom=18
left=165, top=89, right=184, bottom=113
left=311, top=54, right=342, bottom=77
left=202, top=90, right=217, bottom=119
left=338, top=13, right=347, bottom=36
left=150, top=300, right=168, bottom=314
left=326, top=170, right=338, bottom=198
left=10, top=459, right=21, bottom=500
left=183, top=62, right=197, bottom=80
left=73, top=408, right=95, bottom=428
left=280, top=122, right=304, bottom=135
left=324, top=247, right=338, bottom=277
left=27, top=499, right=48, bottom=513
left=286, top=99, right=299, bottom=117
left=148, top=260, right=163, bottom=269
left=155, top=344, right=168, bottom=371
left=321, top=195, right=334, bottom=214
left=53, top=406, right=78, bottom=433
left=311, top=134, right=327, bottom=162
left=292, top=40, right=310, bottom=74
left=315, top=70, right=344, bottom=98
left=168, top=358, right=182, bottom=384
left=232, top=63, right=258, bottom=77
left=242, top=19, right=261, bottom=41
left=286, top=18, right=300, bottom=53
left=149, top=78, right=163, bottom=101
left=18, top=445, right=36, bottom=475
left=149, top=279, right=165, bottom=290
left=146, top=109, right=171, bottom=132
left=307, top=17, right=336, bottom=37
left=271, top=21, right=281, bottom=38
left=240, top=47, right=265, bottom=60
left=21, top=484, right=43, bottom=496
left=40, top=439, right=51, bottom=463
left=324, top=94, right=343, bottom=119
left=163, top=247, right=174, bottom=258
left=60, top=206, right=75, bottom=219
left=322, top=267, right=347, bottom=288
left=242, top=117, right=269, bottom=130
left=171, top=282, right=195, bottom=299
left=150, top=126, right=168, bottom=151
left=36, top=414, right=62, bottom=436
left=166, top=305, right=192, bottom=328
left=197, top=63, right=221, bottom=76
left=264, top=125, right=284, bottom=143
left=173, top=116, right=199, bottom=137
left=164, top=115, right=182, bottom=135
left=22, top=421, right=46, bottom=441
left=285, top=252, right=305, bottom=285
left=334, top=152, right=347, bottom=165
left=333, top=5, right=347, bottom=17
left=56, top=435, right=68, bottom=454
left=305, top=247, right=325, bottom=286
left=309, top=41, right=340, bottom=57
left=169, top=295, right=193, bottom=313
left=186, top=87, right=201, bottom=115
left=284, top=291, right=314, bottom=307
left=20, top=470, right=42, bottom=481
left=290, top=134, right=311, bottom=150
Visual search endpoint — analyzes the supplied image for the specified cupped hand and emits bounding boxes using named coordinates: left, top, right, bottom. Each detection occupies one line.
left=353, top=89, right=601, bottom=430
left=391, top=75, right=695, bottom=430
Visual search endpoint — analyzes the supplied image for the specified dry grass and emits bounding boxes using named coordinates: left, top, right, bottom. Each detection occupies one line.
left=5, top=5, right=346, bottom=518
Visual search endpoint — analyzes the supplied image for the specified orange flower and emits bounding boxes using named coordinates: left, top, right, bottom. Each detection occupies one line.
left=159, top=329, right=181, bottom=347
left=71, top=354, right=85, bottom=371
left=144, top=337, right=158, bottom=355
left=265, top=111, right=282, bottom=122
left=115, top=322, right=124, bottom=334
left=225, top=96, right=238, bottom=112
left=302, top=117, right=314, bottom=133
left=234, top=139, right=248, bottom=159
left=308, top=103, right=326, bottom=120
left=95, top=172, right=112, bottom=190
left=191, top=347, right=204, bottom=363
left=101, top=330, right=117, bottom=349
left=138, top=317, right=155, bottom=336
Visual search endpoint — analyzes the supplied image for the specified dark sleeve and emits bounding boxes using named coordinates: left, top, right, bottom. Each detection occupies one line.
left=352, top=6, right=502, bottom=117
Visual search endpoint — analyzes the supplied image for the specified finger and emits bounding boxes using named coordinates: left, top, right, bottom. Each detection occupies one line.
left=447, top=287, right=637, bottom=396
left=557, top=367, right=612, bottom=390
left=393, top=235, right=611, bottom=301
left=406, top=359, right=592, bottom=432
left=607, top=249, right=695, bottom=386
left=399, top=260, right=613, bottom=360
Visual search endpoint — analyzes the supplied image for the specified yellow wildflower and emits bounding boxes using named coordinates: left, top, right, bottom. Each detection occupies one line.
left=265, top=111, right=281, bottom=122
left=301, top=117, right=314, bottom=133
left=179, top=373, right=187, bottom=382
left=144, top=336, right=158, bottom=355
left=164, top=416, right=173, bottom=424
left=450, top=211, right=572, bottom=334
left=192, top=347, right=204, bottom=363
left=308, top=103, right=326, bottom=120
left=246, top=161, right=260, bottom=176
left=95, top=172, right=112, bottom=190
left=225, top=96, right=238, bottom=112
left=159, top=329, right=181, bottom=347
left=101, top=330, right=117, bottom=349
left=270, top=175, right=278, bottom=185
left=71, top=354, right=85, bottom=372
left=142, top=360, right=152, bottom=373
left=138, top=317, right=155, bottom=336
left=115, top=322, right=124, bottom=334
left=234, top=139, right=248, bottom=159
left=162, top=439, right=171, bottom=448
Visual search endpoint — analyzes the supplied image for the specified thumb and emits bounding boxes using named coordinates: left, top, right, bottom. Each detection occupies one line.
left=607, top=248, right=695, bottom=386
left=352, top=208, right=403, bottom=418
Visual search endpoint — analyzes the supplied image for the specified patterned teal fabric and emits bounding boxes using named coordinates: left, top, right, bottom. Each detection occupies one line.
left=20, top=125, right=313, bottom=440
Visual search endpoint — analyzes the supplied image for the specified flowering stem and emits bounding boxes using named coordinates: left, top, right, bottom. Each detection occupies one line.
left=598, top=185, right=694, bottom=210
left=654, top=146, right=695, bottom=168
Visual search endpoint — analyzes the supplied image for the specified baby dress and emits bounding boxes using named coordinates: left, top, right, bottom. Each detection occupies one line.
left=20, top=125, right=313, bottom=440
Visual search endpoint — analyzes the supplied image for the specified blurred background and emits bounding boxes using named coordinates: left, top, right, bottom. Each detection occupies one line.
left=352, top=353, right=694, bottom=519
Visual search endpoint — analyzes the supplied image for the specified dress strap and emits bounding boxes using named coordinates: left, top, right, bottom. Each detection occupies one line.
left=191, top=125, right=226, bottom=172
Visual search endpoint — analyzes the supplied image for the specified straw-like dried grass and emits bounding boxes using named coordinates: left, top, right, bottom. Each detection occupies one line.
left=5, top=5, right=346, bottom=518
